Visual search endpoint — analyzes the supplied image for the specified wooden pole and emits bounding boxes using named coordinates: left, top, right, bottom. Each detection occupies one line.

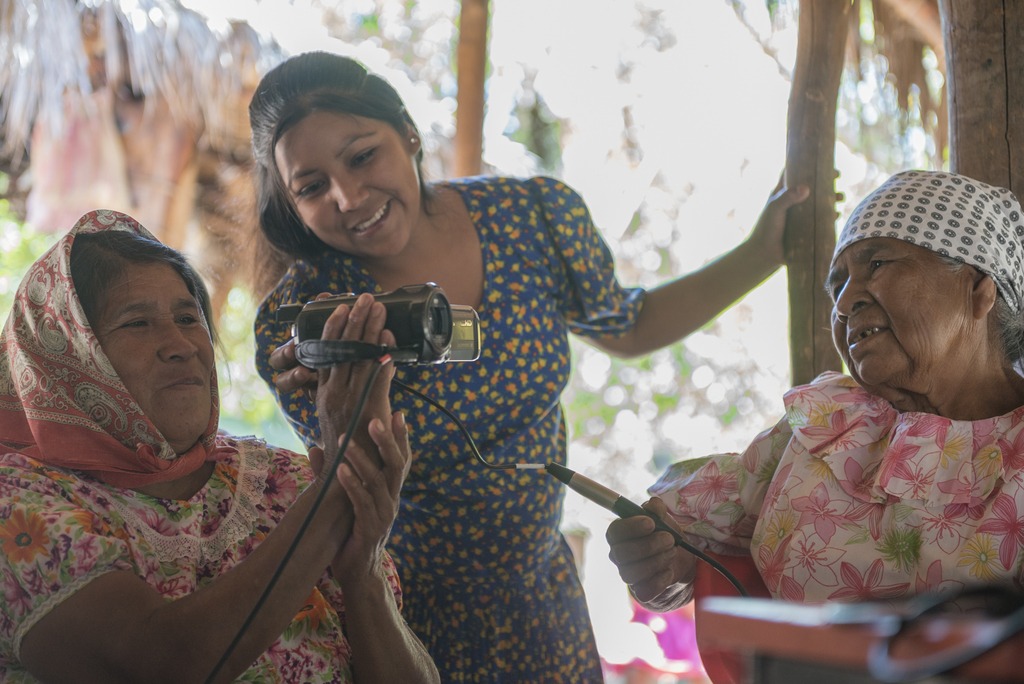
left=783, top=0, right=849, bottom=386
left=940, top=0, right=1024, bottom=199
left=453, top=0, right=489, bottom=177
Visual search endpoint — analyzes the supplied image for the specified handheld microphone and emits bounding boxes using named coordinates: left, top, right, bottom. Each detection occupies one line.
left=544, top=462, right=749, bottom=596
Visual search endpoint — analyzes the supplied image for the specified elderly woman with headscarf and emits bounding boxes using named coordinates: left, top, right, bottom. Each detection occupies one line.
left=0, top=210, right=439, bottom=683
left=607, top=170, right=1024, bottom=608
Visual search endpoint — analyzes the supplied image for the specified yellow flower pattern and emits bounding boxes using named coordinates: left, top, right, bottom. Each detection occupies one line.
left=255, top=176, right=644, bottom=682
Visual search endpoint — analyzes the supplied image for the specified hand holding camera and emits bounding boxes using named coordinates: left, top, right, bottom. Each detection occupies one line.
left=310, top=292, right=397, bottom=461
left=277, top=283, right=481, bottom=368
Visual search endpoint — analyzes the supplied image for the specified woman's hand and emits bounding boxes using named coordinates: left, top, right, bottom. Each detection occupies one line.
left=746, top=180, right=811, bottom=268
left=304, top=292, right=410, bottom=580
left=328, top=411, right=411, bottom=584
left=267, top=291, right=341, bottom=398
left=312, top=293, right=395, bottom=458
left=606, top=497, right=696, bottom=606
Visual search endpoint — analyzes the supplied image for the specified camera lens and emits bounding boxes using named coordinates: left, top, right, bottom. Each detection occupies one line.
left=424, top=291, right=453, bottom=352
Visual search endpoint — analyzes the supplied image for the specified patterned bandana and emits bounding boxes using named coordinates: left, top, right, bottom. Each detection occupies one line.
left=0, top=209, right=221, bottom=488
left=833, top=170, right=1024, bottom=312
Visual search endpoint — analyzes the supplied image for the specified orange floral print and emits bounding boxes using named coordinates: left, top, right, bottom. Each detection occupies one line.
left=0, top=509, right=49, bottom=564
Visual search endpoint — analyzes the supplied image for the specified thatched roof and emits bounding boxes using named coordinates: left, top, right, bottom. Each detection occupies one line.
left=0, top=0, right=282, bottom=165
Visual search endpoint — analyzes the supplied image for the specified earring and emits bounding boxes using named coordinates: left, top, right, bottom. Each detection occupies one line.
left=410, top=136, right=418, bottom=144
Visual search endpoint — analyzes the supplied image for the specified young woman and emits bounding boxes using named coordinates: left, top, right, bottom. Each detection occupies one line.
left=248, top=50, right=808, bottom=682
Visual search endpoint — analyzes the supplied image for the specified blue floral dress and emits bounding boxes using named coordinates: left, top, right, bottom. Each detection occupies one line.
left=254, top=176, right=644, bottom=683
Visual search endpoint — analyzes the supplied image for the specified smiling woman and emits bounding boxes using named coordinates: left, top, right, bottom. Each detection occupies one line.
left=73, top=235, right=217, bottom=460
left=0, top=210, right=439, bottom=683
left=245, top=49, right=809, bottom=684
left=606, top=170, right=1024, bottom=611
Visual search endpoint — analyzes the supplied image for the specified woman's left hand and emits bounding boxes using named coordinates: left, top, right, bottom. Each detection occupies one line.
left=321, top=410, right=412, bottom=585
left=747, top=180, right=811, bottom=267
left=607, top=497, right=695, bottom=605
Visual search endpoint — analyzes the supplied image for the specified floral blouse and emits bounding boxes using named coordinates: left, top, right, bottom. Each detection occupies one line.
left=0, top=436, right=402, bottom=683
left=652, top=371, right=1024, bottom=602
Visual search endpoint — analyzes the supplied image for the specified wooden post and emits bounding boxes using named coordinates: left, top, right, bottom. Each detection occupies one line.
left=939, top=0, right=1024, bottom=199
left=784, top=0, right=848, bottom=386
left=454, top=0, right=489, bottom=177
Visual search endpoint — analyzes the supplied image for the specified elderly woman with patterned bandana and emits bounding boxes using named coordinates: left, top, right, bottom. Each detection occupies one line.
left=0, top=210, right=439, bottom=683
left=607, top=170, right=1024, bottom=608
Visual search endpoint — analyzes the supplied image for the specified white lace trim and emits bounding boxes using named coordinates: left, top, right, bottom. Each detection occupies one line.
left=106, top=439, right=276, bottom=566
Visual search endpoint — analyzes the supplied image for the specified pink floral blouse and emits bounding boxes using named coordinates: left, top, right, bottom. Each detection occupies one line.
left=651, top=372, right=1024, bottom=602
left=0, top=435, right=402, bottom=683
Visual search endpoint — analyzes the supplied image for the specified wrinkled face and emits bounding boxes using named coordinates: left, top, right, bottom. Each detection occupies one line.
left=827, top=238, right=984, bottom=403
left=92, top=262, right=214, bottom=454
left=274, top=110, right=422, bottom=262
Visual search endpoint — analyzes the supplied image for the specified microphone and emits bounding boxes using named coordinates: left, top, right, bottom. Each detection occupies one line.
left=545, top=462, right=689, bottom=543
left=544, top=462, right=749, bottom=596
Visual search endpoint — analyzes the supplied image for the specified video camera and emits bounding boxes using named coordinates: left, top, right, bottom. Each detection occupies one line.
left=276, top=283, right=481, bottom=366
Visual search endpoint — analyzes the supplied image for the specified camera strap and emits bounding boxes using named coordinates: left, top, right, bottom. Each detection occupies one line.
left=294, top=340, right=389, bottom=368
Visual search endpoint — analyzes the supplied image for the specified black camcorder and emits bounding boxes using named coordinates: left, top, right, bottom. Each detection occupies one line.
left=276, top=283, right=481, bottom=366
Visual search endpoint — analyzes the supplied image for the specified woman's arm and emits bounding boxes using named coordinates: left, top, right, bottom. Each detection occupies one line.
left=319, top=410, right=440, bottom=684
left=341, top=566, right=440, bottom=683
left=591, top=183, right=808, bottom=358
left=19, top=466, right=360, bottom=683
left=19, top=296, right=433, bottom=683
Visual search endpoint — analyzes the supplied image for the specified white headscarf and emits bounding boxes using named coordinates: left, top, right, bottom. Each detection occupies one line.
left=834, top=170, right=1024, bottom=312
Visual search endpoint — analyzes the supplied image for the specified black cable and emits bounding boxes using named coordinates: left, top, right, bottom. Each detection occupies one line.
left=393, top=379, right=749, bottom=596
left=203, top=356, right=386, bottom=684
left=392, top=378, right=519, bottom=470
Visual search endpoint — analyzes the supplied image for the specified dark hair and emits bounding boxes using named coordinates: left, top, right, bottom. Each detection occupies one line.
left=70, top=231, right=217, bottom=342
left=249, top=51, right=429, bottom=261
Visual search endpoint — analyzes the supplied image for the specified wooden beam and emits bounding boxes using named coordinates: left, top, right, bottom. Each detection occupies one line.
left=940, top=0, right=1024, bottom=198
left=454, top=0, right=489, bottom=177
left=784, top=0, right=848, bottom=385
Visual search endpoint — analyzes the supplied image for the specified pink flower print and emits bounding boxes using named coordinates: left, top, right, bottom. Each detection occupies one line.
left=914, top=559, right=964, bottom=596
left=680, top=460, right=738, bottom=519
left=976, top=493, right=1024, bottom=570
left=896, top=462, right=935, bottom=500
left=847, top=500, right=886, bottom=541
left=787, top=537, right=845, bottom=588
left=264, top=471, right=299, bottom=505
left=920, top=504, right=969, bottom=554
left=763, top=462, right=795, bottom=512
left=133, top=506, right=181, bottom=537
left=1, top=570, right=32, bottom=617
left=877, top=439, right=924, bottom=495
left=936, top=472, right=976, bottom=505
left=778, top=573, right=807, bottom=602
left=997, top=424, right=1024, bottom=471
left=756, top=537, right=791, bottom=591
left=841, top=454, right=884, bottom=505
left=801, top=410, right=871, bottom=455
left=790, top=482, right=848, bottom=544
left=830, top=387, right=875, bottom=405
left=904, top=413, right=950, bottom=441
left=69, top=534, right=101, bottom=568
left=827, top=559, right=910, bottom=601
